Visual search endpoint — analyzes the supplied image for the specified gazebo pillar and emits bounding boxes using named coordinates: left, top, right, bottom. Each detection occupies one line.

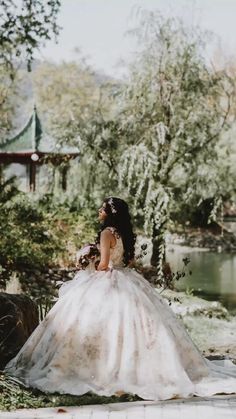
left=61, top=165, right=68, bottom=191
left=29, top=163, right=36, bottom=192
left=0, top=164, right=3, bottom=185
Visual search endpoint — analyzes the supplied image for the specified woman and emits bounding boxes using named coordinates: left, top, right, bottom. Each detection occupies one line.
left=5, top=197, right=236, bottom=400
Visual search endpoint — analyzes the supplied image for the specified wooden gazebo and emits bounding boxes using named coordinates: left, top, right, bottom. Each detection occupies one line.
left=0, top=106, right=79, bottom=191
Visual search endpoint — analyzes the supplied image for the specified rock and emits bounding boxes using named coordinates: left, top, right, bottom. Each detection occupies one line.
left=161, top=289, right=230, bottom=319
left=0, top=293, right=38, bottom=369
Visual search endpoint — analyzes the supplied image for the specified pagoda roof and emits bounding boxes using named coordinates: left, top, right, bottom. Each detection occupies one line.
left=0, top=106, right=79, bottom=163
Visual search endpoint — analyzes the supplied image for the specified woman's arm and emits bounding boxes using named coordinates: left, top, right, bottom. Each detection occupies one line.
left=97, top=229, right=113, bottom=271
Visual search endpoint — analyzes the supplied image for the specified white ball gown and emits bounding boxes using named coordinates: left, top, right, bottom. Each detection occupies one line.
left=5, top=229, right=236, bottom=400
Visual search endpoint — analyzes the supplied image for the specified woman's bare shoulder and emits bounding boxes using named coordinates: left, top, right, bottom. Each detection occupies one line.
left=101, top=228, right=113, bottom=238
left=103, top=227, right=120, bottom=238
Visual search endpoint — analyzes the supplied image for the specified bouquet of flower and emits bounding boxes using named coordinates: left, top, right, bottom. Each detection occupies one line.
left=76, top=243, right=100, bottom=270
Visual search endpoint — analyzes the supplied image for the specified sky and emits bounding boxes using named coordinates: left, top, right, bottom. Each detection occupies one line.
left=38, top=0, right=236, bottom=78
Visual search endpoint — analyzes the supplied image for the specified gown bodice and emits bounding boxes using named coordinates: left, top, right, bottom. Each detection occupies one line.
left=105, top=227, right=124, bottom=269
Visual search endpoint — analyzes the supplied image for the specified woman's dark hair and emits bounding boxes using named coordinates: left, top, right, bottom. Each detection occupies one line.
left=97, top=197, right=136, bottom=265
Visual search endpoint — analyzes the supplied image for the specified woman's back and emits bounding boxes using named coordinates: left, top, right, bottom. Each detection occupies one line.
left=105, top=227, right=124, bottom=268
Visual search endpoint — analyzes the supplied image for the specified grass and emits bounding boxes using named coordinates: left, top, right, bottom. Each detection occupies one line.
left=0, top=373, right=141, bottom=412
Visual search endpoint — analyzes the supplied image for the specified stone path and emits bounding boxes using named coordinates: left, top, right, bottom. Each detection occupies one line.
left=2, top=395, right=236, bottom=419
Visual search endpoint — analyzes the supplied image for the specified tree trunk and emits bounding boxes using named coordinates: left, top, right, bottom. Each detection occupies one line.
left=150, top=224, right=166, bottom=267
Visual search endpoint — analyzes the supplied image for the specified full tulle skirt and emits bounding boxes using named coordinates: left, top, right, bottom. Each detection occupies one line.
left=5, top=268, right=236, bottom=400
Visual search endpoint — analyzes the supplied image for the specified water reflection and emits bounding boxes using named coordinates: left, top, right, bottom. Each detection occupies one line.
left=166, top=246, right=236, bottom=312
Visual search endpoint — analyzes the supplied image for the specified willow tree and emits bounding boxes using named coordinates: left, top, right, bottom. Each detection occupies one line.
left=118, top=11, right=233, bottom=273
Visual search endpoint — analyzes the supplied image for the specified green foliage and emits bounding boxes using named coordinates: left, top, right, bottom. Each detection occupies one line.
left=37, top=194, right=97, bottom=262
left=31, top=60, right=121, bottom=205
left=0, top=373, right=140, bottom=411
left=0, top=0, right=61, bottom=75
left=0, top=67, right=19, bottom=137
left=0, top=179, right=60, bottom=283
left=0, top=180, right=96, bottom=295
left=32, top=60, right=114, bottom=145
left=0, top=0, right=61, bottom=136
left=18, top=50, right=158, bottom=209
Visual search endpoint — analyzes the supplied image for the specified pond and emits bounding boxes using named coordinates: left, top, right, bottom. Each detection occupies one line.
left=166, top=246, right=236, bottom=313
